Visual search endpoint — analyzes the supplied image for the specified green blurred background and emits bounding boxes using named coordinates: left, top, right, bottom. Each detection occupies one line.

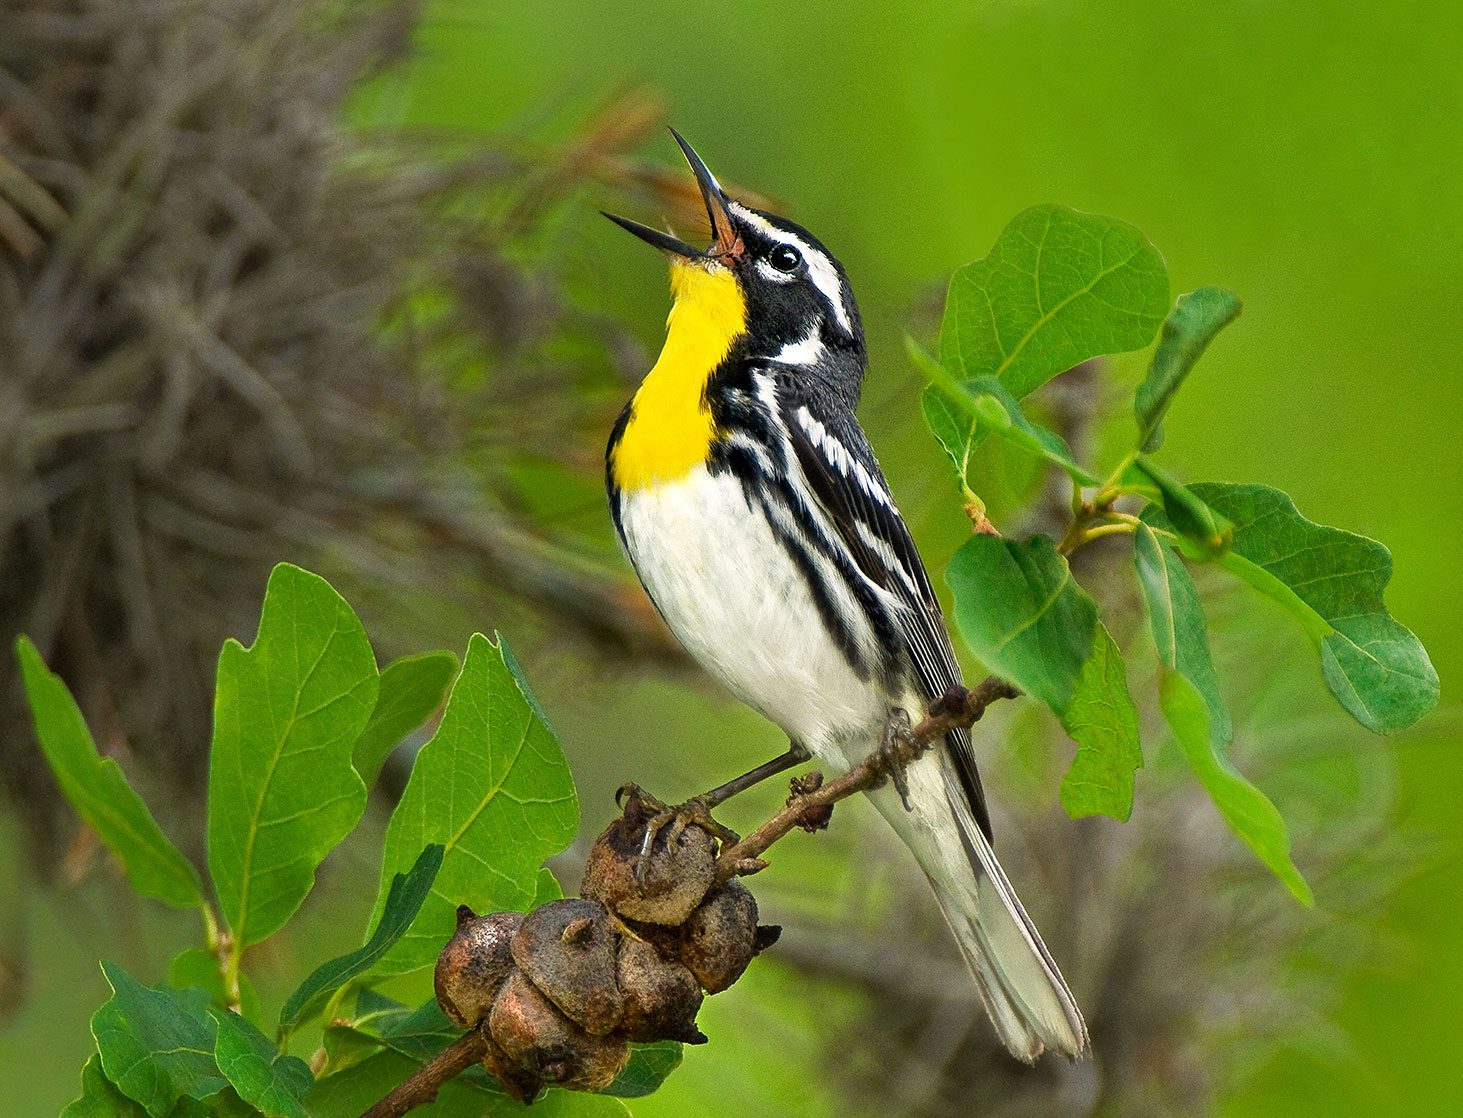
left=3, top=0, right=1458, bottom=1114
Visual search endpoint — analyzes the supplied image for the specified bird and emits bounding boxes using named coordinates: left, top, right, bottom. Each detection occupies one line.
left=602, top=130, right=1088, bottom=1062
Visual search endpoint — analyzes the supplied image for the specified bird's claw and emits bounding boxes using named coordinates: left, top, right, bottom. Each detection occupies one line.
left=878, top=709, right=917, bottom=812
left=620, top=787, right=740, bottom=887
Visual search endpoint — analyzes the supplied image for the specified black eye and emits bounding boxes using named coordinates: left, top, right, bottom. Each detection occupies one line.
left=768, top=245, right=802, bottom=273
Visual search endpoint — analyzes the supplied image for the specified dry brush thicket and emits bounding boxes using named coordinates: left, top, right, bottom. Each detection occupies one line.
left=0, top=0, right=676, bottom=857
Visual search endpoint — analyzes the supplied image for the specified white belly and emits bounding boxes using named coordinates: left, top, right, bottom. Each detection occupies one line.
left=617, top=466, right=890, bottom=754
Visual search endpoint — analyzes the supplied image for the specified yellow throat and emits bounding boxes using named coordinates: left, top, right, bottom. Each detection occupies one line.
left=611, top=260, right=746, bottom=491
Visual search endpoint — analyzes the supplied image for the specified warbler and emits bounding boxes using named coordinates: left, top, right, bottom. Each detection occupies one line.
left=603, top=131, right=1087, bottom=1061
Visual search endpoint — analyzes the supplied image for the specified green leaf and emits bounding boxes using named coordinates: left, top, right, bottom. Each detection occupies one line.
left=212, top=1011, right=313, bottom=1118
left=207, top=563, right=379, bottom=948
left=532, top=866, right=564, bottom=904
left=963, top=376, right=1101, bottom=486
left=1132, top=524, right=1233, bottom=741
left=317, top=997, right=647, bottom=1112
left=61, top=1055, right=148, bottom=1118
left=939, top=204, right=1170, bottom=399
left=370, top=633, right=577, bottom=976
left=1135, top=286, right=1242, bottom=451
left=188, top=1089, right=263, bottom=1118
left=353, top=652, right=459, bottom=788
left=603, top=1041, right=684, bottom=1098
left=306, top=1050, right=629, bottom=1118
left=909, top=335, right=983, bottom=493
left=15, top=637, right=203, bottom=910
left=168, top=948, right=262, bottom=1024
left=306, top=1051, right=495, bottom=1118
left=916, top=341, right=1102, bottom=494
left=1159, top=671, right=1313, bottom=905
left=1134, top=520, right=1309, bottom=902
left=920, top=384, right=982, bottom=492
left=91, top=962, right=226, bottom=1116
left=320, top=991, right=412, bottom=1074
left=1132, top=456, right=1232, bottom=554
left=1058, top=624, right=1142, bottom=821
left=499, top=635, right=559, bottom=734
left=305, top=1052, right=418, bottom=1118
left=320, top=996, right=464, bottom=1073
left=277, top=844, right=444, bottom=1037
left=1188, top=483, right=1439, bottom=734
left=373, top=999, right=461, bottom=1060
left=946, top=534, right=1097, bottom=712
left=912, top=338, right=1102, bottom=498
left=320, top=1024, right=381, bottom=1077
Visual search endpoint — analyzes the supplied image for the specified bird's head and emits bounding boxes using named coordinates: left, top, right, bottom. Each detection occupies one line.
left=604, top=130, right=864, bottom=369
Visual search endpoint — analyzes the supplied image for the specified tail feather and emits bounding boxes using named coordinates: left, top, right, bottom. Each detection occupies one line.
left=874, top=754, right=1088, bottom=1062
left=934, top=770, right=1089, bottom=1061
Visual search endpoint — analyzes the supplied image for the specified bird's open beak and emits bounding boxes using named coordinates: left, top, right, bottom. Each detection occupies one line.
left=602, top=128, right=744, bottom=263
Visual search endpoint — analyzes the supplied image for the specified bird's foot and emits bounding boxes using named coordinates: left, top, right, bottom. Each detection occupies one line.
left=877, top=708, right=918, bottom=812
left=615, top=784, right=741, bottom=886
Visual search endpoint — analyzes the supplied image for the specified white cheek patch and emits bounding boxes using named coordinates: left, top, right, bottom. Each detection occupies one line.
left=733, top=202, right=854, bottom=336
left=773, top=325, right=824, bottom=365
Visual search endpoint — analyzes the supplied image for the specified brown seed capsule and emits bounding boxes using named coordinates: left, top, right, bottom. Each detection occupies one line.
left=581, top=812, right=716, bottom=925
left=489, top=971, right=629, bottom=1093
left=680, top=878, right=760, bottom=993
left=480, top=1030, right=544, bottom=1105
left=510, top=898, right=623, bottom=1036
left=434, top=906, right=523, bottom=1028
left=616, top=936, right=706, bottom=1044
left=621, top=916, right=684, bottom=961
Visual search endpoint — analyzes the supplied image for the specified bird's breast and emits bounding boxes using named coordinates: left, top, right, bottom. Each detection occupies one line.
left=616, top=466, right=890, bottom=751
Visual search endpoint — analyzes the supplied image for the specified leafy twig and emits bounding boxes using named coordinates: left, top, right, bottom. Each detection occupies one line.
left=355, top=675, right=1019, bottom=1118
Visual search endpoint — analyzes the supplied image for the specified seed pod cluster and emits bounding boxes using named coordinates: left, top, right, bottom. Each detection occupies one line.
left=434, top=797, right=781, bottom=1103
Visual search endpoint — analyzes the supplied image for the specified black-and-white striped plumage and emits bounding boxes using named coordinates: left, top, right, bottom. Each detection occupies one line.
left=605, top=144, right=1087, bottom=1061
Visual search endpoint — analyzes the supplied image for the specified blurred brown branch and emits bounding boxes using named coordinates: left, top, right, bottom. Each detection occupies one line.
left=0, top=0, right=687, bottom=884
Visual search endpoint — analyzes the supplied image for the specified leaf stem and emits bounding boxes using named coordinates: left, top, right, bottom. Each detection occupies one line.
left=311, top=982, right=355, bottom=1053
left=201, top=901, right=221, bottom=952
left=1095, top=450, right=1138, bottom=505
left=200, top=901, right=245, bottom=1014
left=221, top=934, right=243, bottom=1015
left=1075, top=522, right=1138, bottom=544
left=1057, top=505, right=1139, bottom=555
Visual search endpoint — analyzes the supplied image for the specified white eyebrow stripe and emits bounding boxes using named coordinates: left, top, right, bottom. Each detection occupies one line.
left=731, top=202, right=853, bottom=335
